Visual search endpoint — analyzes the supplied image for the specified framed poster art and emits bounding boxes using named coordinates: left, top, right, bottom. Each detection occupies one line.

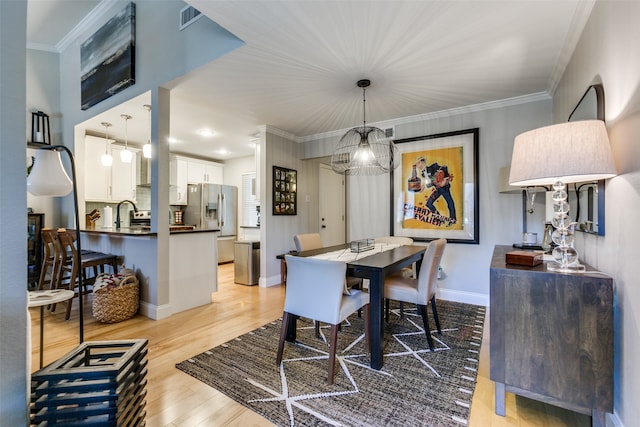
left=272, top=166, right=297, bottom=215
left=391, top=128, right=479, bottom=244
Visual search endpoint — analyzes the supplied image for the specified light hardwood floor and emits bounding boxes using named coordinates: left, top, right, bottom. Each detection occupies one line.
left=30, top=263, right=590, bottom=426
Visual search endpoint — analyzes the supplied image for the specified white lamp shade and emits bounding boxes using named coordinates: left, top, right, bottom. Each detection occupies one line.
left=27, top=149, right=73, bottom=196
left=101, top=152, right=113, bottom=166
left=143, top=142, right=151, bottom=158
left=509, top=120, right=617, bottom=186
left=120, top=148, right=133, bottom=163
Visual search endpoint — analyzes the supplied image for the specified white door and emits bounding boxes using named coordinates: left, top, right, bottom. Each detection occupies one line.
left=319, top=163, right=345, bottom=246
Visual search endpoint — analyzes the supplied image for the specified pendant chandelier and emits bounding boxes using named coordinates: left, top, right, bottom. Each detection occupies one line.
left=120, top=114, right=133, bottom=163
left=143, top=104, right=152, bottom=159
left=100, top=122, right=113, bottom=166
left=331, top=79, right=398, bottom=176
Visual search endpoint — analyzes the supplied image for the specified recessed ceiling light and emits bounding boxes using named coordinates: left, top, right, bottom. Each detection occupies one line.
left=168, top=137, right=178, bottom=143
left=199, top=129, right=216, bottom=137
left=217, top=149, right=228, bottom=155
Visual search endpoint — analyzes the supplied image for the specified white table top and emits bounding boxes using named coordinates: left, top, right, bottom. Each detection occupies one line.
left=28, top=289, right=74, bottom=307
left=308, top=243, right=401, bottom=262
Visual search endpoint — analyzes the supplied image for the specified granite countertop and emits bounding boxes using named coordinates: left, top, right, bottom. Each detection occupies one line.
left=82, top=226, right=219, bottom=236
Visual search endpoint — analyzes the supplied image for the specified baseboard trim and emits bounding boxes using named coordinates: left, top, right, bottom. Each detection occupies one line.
left=139, top=302, right=172, bottom=320
left=260, top=274, right=282, bottom=288
left=438, top=289, right=489, bottom=307
left=608, top=410, right=624, bottom=427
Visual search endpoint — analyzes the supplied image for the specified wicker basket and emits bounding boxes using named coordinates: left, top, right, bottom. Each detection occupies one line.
left=92, top=275, right=139, bottom=323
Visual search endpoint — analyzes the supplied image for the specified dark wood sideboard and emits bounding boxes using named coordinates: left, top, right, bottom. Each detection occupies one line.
left=489, top=245, right=613, bottom=427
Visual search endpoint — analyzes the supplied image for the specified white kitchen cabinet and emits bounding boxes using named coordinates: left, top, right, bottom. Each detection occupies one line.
left=170, top=155, right=188, bottom=205
left=187, top=158, right=223, bottom=184
left=110, top=145, right=137, bottom=201
left=84, top=135, right=137, bottom=203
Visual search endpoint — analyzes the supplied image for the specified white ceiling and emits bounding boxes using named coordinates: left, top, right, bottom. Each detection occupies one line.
left=26, top=0, right=593, bottom=161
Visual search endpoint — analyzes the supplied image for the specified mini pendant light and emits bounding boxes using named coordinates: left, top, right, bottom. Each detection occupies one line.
left=100, top=122, right=113, bottom=166
left=143, top=104, right=152, bottom=159
left=120, top=114, right=133, bottom=163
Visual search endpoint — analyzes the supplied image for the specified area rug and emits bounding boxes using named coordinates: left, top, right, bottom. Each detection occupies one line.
left=176, top=300, right=486, bottom=427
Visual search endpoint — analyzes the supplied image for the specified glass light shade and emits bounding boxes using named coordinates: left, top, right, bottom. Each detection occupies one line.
left=101, top=152, right=113, bottom=166
left=27, top=149, right=73, bottom=196
left=120, top=148, right=133, bottom=163
left=143, top=142, right=151, bottom=158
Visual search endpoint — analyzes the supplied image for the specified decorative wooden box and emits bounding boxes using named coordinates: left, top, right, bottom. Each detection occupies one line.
left=505, top=250, right=543, bottom=266
left=30, top=339, right=148, bottom=426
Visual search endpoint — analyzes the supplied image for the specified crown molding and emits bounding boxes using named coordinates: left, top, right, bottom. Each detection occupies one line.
left=56, top=0, right=116, bottom=53
left=26, top=42, right=59, bottom=53
left=299, top=91, right=552, bottom=143
left=261, top=125, right=298, bottom=142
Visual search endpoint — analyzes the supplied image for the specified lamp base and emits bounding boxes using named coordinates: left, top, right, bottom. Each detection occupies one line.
left=547, top=262, right=586, bottom=273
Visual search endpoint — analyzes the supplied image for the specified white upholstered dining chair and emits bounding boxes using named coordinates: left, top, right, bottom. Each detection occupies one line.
left=293, top=233, right=323, bottom=252
left=375, top=235, right=415, bottom=278
left=383, top=238, right=446, bottom=351
left=277, top=255, right=370, bottom=384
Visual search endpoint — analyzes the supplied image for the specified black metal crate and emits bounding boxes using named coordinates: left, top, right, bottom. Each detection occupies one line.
left=30, top=339, right=148, bottom=427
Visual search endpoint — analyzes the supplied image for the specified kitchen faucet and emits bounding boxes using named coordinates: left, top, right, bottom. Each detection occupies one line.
left=115, top=200, right=138, bottom=229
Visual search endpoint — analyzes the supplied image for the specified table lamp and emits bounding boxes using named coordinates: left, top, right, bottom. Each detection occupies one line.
left=509, top=120, right=616, bottom=272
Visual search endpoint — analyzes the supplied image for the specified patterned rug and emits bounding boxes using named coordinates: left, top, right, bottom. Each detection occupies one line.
left=176, top=300, right=486, bottom=427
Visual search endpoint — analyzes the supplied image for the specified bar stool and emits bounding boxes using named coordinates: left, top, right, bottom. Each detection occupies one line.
left=37, top=228, right=60, bottom=291
left=54, top=229, right=80, bottom=320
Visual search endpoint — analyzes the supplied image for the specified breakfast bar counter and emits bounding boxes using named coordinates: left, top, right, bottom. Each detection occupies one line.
left=81, top=227, right=219, bottom=319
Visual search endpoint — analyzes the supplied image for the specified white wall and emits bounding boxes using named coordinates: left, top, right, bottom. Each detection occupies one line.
left=53, top=0, right=243, bottom=312
left=553, top=2, right=640, bottom=425
left=260, top=127, right=305, bottom=286
left=0, top=1, right=29, bottom=424
left=303, top=97, right=552, bottom=304
left=26, top=49, right=62, bottom=227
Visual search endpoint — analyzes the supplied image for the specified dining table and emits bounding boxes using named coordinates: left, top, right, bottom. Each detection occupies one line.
left=287, top=243, right=426, bottom=370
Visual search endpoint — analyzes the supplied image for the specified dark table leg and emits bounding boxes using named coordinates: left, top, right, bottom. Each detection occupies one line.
left=368, top=270, right=385, bottom=370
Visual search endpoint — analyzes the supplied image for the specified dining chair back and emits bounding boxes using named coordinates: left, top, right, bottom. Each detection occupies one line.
left=375, top=235, right=415, bottom=278
left=277, top=255, right=370, bottom=384
left=374, top=236, right=414, bottom=246
left=384, top=238, right=447, bottom=350
left=293, top=233, right=323, bottom=252
left=54, top=229, right=80, bottom=320
left=38, top=228, right=60, bottom=290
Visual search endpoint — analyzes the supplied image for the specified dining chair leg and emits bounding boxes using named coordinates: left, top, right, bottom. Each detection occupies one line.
left=315, top=321, right=321, bottom=338
left=328, top=324, right=339, bottom=385
left=364, top=304, right=370, bottom=348
left=276, top=312, right=290, bottom=365
left=430, top=296, right=442, bottom=334
left=418, top=304, right=435, bottom=351
left=385, top=298, right=390, bottom=322
left=399, top=302, right=405, bottom=318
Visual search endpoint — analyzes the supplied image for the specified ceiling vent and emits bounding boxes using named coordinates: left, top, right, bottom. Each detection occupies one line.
left=180, top=5, right=202, bottom=30
left=384, top=127, right=395, bottom=138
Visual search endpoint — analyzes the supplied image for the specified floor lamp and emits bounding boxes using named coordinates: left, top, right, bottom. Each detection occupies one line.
left=27, top=143, right=84, bottom=343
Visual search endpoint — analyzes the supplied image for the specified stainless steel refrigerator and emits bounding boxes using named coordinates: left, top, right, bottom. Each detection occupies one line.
left=184, top=183, right=237, bottom=263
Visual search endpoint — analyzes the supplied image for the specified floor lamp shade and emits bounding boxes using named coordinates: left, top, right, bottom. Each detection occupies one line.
left=27, top=149, right=73, bottom=196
